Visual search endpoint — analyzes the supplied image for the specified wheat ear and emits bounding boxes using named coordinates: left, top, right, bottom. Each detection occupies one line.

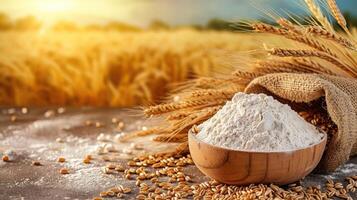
left=306, top=26, right=356, bottom=50
left=252, top=23, right=336, bottom=57
left=256, top=60, right=315, bottom=74
left=304, top=0, right=333, bottom=31
left=153, top=134, right=187, bottom=143
left=175, top=142, right=189, bottom=154
left=144, top=98, right=226, bottom=116
left=170, top=77, right=226, bottom=93
left=166, top=111, right=190, bottom=121
left=166, top=104, right=222, bottom=121
left=327, top=0, right=347, bottom=32
left=277, top=18, right=302, bottom=34
left=172, top=106, right=221, bottom=131
left=292, top=58, right=338, bottom=76
left=232, top=70, right=263, bottom=80
left=163, top=106, right=222, bottom=142
left=118, top=128, right=161, bottom=142
left=189, top=88, right=239, bottom=99
left=193, top=77, right=232, bottom=89
left=269, top=48, right=355, bottom=77
left=252, top=23, right=286, bottom=35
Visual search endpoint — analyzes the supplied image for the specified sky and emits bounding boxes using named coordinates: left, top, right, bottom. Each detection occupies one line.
left=0, top=0, right=356, bottom=27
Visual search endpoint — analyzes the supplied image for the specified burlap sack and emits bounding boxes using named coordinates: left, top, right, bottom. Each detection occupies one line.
left=244, top=73, right=357, bottom=172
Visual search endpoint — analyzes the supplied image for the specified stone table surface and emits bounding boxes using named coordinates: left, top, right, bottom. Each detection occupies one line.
left=0, top=107, right=356, bottom=200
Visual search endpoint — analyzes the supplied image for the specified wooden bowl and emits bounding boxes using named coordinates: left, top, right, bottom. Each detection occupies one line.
left=188, top=131, right=327, bottom=185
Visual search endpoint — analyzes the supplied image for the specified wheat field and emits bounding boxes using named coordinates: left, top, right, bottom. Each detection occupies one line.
left=2, top=28, right=355, bottom=107
left=0, top=29, right=283, bottom=107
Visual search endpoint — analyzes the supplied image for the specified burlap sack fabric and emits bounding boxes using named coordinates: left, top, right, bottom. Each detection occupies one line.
left=244, top=73, right=357, bottom=172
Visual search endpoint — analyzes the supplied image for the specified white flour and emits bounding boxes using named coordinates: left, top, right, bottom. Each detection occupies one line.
left=196, top=93, right=324, bottom=151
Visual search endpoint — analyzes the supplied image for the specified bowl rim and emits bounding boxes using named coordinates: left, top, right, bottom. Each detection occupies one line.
left=188, top=128, right=327, bottom=154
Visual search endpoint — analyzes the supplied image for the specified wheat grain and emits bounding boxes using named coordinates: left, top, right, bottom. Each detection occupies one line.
left=2, top=155, right=9, bottom=162
left=59, top=168, right=69, bottom=174
left=113, top=151, right=356, bottom=199
left=10, top=115, right=17, bottom=122
left=21, top=107, right=28, bottom=114
left=83, top=158, right=91, bottom=164
left=32, top=161, right=42, bottom=166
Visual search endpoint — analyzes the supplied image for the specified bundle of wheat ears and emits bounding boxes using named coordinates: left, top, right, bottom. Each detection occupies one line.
left=124, top=0, right=357, bottom=168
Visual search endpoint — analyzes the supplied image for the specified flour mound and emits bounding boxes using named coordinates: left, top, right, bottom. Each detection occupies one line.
left=196, top=92, right=324, bottom=151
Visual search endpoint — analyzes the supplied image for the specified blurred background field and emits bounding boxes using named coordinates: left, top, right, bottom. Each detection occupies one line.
left=0, top=30, right=275, bottom=107
left=0, top=0, right=356, bottom=107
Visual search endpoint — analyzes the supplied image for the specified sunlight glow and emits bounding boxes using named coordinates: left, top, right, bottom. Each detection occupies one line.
left=36, top=0, right=75, bottom=13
